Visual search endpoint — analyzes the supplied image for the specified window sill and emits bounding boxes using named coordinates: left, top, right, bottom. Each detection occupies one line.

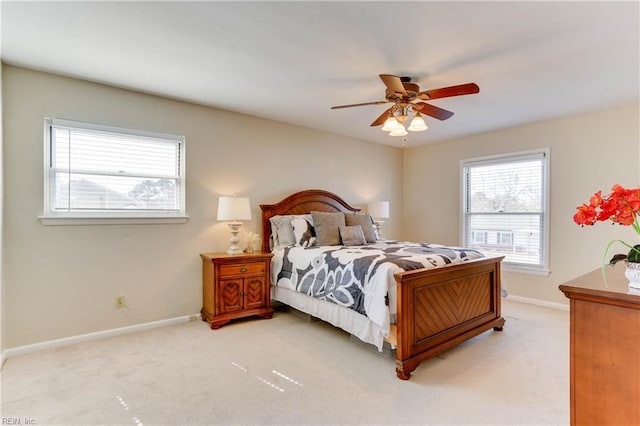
left=39, top=215, right=189, bottom=226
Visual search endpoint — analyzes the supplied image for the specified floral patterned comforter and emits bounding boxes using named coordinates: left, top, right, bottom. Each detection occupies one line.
left=271, top=241, right=484, bottom=336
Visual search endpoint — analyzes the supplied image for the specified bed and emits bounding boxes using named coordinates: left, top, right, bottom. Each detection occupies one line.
left=260, top=189, right=505, bottom=380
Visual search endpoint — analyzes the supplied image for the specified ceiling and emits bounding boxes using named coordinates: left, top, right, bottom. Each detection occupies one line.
left=1, top=1, right=638, bottom=147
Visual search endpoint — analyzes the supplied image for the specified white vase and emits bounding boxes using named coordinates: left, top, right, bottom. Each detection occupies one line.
left=624, top=262, right=640, bottom=290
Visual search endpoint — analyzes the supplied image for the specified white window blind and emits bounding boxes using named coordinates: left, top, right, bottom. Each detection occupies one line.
left=461, top=149, right=549, bottom=273
left=43, top=119, right=186, bottom=223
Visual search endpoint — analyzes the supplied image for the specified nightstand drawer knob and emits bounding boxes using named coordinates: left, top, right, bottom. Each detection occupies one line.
left=240, top=267, right=248, bottom=273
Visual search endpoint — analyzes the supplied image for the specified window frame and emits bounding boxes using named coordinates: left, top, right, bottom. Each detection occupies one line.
left=41, top=118, right=188, bottom=225
left=460, top=148, right=550, bottom=275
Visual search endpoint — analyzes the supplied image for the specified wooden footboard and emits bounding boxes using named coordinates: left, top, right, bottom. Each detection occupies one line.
left=394, top=255, right=505, bottom=380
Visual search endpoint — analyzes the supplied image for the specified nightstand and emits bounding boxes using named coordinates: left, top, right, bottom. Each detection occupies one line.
left=200, top=252, right=274, bottom=329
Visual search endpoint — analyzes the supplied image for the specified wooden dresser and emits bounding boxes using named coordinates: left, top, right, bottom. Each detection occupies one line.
left=559, top=262, right=640, bottom=426
left=200, top=252, right=274, bottom=329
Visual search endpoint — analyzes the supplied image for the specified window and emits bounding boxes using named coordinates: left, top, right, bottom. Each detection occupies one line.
left=461, top=149, right=549, bottom=274
left=42, top=118, right=187, bottom=224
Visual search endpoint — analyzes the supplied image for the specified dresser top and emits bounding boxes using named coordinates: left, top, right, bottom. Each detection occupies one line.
left=559, top=261, right=640, bottom=308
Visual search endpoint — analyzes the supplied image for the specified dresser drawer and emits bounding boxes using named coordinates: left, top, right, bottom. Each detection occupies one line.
left=219, top=262, right=265, bottom=277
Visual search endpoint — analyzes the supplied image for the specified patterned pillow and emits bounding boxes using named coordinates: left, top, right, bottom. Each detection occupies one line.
left=269, top=215, right=315, bottom=248
left=345, top=213, right=377, bottom=243
left=339, top=225, right=366, bottom=246
left=311, top=211, right=346, bottom=246
left=291, top=215, right=316, bottom=247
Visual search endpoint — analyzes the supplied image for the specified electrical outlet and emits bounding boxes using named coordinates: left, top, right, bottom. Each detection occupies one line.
left=115, top=295, right=126, bottom=309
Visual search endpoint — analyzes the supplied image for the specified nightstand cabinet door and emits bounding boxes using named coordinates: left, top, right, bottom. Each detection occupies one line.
left=244, top=277, right=268, bottom=310
left=200, top=252, right=274, bottom=330
left=218, top=279, right=243, bottom=314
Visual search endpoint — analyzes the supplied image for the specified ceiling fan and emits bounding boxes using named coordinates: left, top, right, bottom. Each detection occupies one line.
left=331, top=74, right=479, bottom=136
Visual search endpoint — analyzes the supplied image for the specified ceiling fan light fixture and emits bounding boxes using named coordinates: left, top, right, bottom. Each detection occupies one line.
left=330, top=74, right=479, bottom=138
left=381, top=115, right=400, bottom=131
left=389, top=126, right=408, bottom=137
left=407, top=112, right=428, bottom=132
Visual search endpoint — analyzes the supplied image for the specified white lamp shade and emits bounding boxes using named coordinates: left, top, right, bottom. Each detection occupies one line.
left=407, top=113, right=428, bottom=132
left=381, top=116, right=400, bottom=132
left=217, top=196, right=251, bottom=221
left=368, top=201, right=390, bottom=219
left=389, top=126, right=408, bottom=136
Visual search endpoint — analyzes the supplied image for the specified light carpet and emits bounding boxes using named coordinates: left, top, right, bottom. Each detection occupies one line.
left=0, top=299, right=569, bottom=425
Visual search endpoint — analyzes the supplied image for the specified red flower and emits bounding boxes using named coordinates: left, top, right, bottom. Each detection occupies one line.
left=576, top=185, right=640, bottom=268
left=573, top=204, right=597, bottom=225
left=575, top=185, right=640, bottom=261
left=597, top=198, right=618, bottom=221
left=575, top=185, right=640, bottom=229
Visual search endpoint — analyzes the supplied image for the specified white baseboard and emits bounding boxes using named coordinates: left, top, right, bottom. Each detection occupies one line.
left=505, top=295, right=569, bottom=311
left=1, top=313, right=201, bottom=365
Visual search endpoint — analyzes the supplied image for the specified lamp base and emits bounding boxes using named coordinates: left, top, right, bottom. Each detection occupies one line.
left=226, top=246, right=243, bottom=255
left=226, top=222, right=243, bottom=255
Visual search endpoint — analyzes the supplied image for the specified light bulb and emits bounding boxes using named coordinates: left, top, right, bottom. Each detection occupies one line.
left=381, top=116, right=400, bottom=132
left=407, top=113, right=428, bottom=132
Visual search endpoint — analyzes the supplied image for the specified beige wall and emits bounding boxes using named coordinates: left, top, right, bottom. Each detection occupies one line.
left=403, top=103, right=640, bottom=304
left=2, top=65, right=403, bottom=348
left=5, top=63, right=638, bottom=348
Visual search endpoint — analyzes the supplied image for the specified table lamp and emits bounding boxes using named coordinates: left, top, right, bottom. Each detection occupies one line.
left=368, top=201, right=390, bottom=237
left=217, top=196, right=251, bottom=254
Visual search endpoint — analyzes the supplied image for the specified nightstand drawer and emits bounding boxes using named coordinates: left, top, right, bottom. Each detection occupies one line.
left=219, top=262, right=265, bottom=277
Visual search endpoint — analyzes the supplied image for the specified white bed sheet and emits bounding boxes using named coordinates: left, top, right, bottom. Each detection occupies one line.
left=271, top=285, right=388, bottom=350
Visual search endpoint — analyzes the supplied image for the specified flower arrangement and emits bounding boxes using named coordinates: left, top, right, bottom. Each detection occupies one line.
left=573, top=184, right=640, bottom=265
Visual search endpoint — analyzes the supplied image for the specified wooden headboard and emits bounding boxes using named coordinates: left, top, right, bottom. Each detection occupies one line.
left=259, top=189, right=361, bottom=252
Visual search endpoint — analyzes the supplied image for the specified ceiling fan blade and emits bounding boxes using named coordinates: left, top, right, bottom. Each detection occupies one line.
left=418, top=83, right=479, bottom=100
left=379, top=74, right=407, bottom=96
left=331, top=101, right=388, bottom=109
left=370, top=107, right=392, bottom=127
left=413, top=102, right=455, bottom=121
